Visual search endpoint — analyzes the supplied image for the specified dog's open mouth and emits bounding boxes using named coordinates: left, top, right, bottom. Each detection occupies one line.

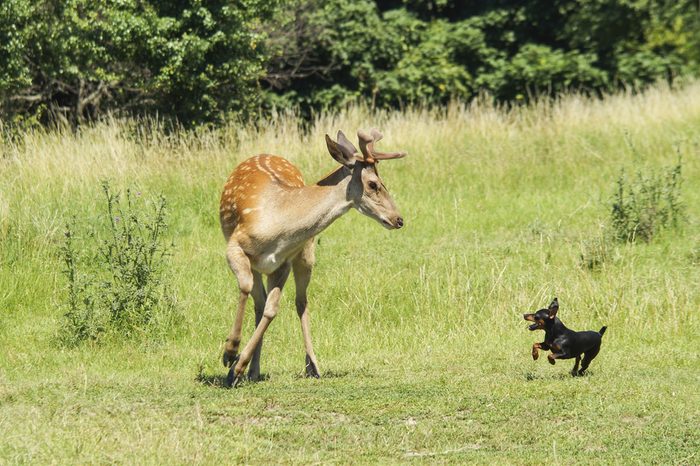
left=523, top=314, right=539, bottom=330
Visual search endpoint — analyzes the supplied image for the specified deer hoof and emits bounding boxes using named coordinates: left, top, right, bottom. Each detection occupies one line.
left=247, top=368, right=261, bottom=382
left=305, top=355, right=320, bottom=378
left=226, top=367, right=243, bottom=388
left=222, top=351, right=239, bottom=368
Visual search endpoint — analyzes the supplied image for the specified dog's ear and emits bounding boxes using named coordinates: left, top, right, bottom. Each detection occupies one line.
left=548, top=298, right=559, bottom=319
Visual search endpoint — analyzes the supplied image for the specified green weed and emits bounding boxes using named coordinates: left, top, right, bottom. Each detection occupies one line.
left=59, top=182, right=180, bottom=344
left=610, top=160, right=685, bottom=243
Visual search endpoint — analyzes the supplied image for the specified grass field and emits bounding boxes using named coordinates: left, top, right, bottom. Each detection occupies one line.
left=1, top=84, right=700, bottom=464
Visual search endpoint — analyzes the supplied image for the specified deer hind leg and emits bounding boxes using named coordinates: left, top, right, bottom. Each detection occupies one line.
left=223, top=241, right=253, bottom=370
left=230, top=262, right=291, bottom=387
left=247, top=271, right=267, bottom=381
left=293, top=240, right=320, bottom=378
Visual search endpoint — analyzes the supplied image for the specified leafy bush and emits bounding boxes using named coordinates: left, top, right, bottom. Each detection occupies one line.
left=60, top=183, right=180, bottom=345
left=262, top=0, right=700, bottom=112
left=2, top=0, right=700, bottom=123
left=610, top=161, right=685, bottom=243
left=0, top=0, right=278, bottom=125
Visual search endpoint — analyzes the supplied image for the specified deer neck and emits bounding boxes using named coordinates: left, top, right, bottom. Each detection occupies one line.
left=278, top=167, right=354, bottom=239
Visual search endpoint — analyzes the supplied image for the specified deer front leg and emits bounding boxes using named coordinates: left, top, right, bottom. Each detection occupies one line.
left=223, top=241, right=253, bottom=370
left=230, top=263, right=291, bottom=388
left=531, top=342, right=550, bottom=360
left=293, top=240, right=320, bottom=378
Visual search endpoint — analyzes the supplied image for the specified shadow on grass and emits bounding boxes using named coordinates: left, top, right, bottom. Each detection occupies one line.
left=195, top=372, right=229, bottom=388
left=294, top=369, right=351, bottom=380
left=195, top=365, right=352, bottom=388
left=524, top=371, right=595, bottom=381
left=195, top=366, right=269, bottom=389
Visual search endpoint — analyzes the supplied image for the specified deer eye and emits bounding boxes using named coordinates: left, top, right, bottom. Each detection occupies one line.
left=368, top=181, right=378, bottom=191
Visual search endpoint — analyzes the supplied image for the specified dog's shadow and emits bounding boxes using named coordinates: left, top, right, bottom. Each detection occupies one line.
left=524, top=371, right=594, bottom=381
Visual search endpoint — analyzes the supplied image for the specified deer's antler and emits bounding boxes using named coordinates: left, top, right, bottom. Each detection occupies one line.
left=357, top=128, right=406, bottom=163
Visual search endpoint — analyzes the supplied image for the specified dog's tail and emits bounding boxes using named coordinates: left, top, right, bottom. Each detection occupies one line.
left=599, top=326, right=607, bottom=336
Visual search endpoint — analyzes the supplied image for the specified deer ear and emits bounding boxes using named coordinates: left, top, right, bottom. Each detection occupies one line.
left=326, top=134, right=355, bottom=168
left=337, top=130, right=359, bottom=157
left=548, top=298, right=559, bottom=319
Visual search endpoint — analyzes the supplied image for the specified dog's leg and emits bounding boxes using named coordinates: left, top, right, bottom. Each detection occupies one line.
left=578, top=346, right=601, bottom=375
left=532, top=343, right=541, bottom=360
left=571, top=355, right=581, bottom=376
left=547, top=343, right=565, bottom=365
left=531, top=342, right=549, bottom=360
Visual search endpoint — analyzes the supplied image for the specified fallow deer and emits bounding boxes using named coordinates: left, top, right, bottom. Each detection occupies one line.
left=219, top=129, right=407, bottom=387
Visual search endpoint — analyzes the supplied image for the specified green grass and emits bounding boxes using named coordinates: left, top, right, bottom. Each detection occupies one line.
left=2, top=84, right=700, bottom=464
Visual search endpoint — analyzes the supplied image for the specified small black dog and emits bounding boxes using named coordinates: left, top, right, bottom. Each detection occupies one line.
left=523, top=298, right=607, bottom=376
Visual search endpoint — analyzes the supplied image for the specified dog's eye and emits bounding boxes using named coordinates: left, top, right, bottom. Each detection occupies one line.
left=368, top=181, right=378, bottom=191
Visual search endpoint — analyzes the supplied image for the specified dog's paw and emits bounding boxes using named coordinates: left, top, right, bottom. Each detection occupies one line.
left=531, top=348, right=539, bottom=360
left=548, top=355, right=556, bottom=365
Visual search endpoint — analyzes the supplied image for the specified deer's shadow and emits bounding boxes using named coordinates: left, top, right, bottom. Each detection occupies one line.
left=196, top=366, right=351, bottom=389
left=195, top=367, right=270, bottom=389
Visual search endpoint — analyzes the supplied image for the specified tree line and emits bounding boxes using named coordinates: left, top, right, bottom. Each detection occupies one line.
left=1, top=0, right=698, bottom=126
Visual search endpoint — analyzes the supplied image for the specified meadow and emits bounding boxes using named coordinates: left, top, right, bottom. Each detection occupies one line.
left=1, top=84, right=699, bottom=464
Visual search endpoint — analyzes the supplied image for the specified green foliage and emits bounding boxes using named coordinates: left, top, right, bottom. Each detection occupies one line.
left=610, top=160, right=685, bottom=243
left=373, top=20, right=472, bottom=105
left=2, top=0, right=700, bottom=122
left=262, top=0, right=700, bottom=111
left=0, top=1, right=31, bottom=95
left=60, top=183, right=180, bottom=345
left=0, top=0, right=277, bottom=125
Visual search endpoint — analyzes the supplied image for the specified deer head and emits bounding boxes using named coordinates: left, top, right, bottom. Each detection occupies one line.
left=325, top=128, right=406, bottom=229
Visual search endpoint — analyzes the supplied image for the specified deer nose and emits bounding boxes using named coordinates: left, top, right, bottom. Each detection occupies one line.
left=396, top=217, right=404, bottom=228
